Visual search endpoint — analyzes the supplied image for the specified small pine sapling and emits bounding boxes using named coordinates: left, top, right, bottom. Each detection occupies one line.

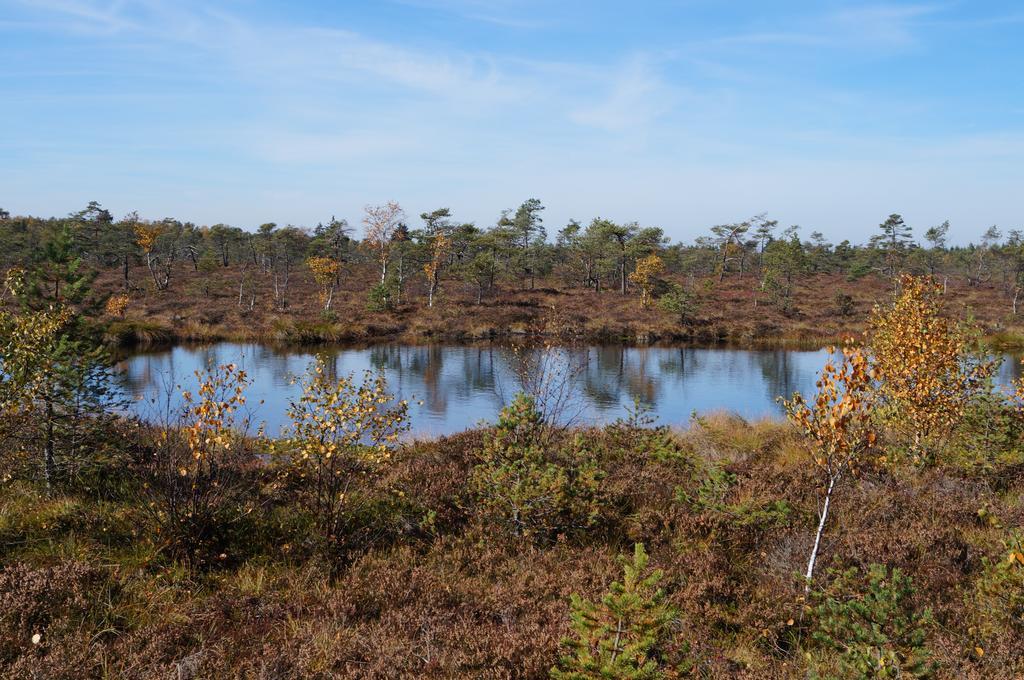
left=552, top=543, right=687, bottom=679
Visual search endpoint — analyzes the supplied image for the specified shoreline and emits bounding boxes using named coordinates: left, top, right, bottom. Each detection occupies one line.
left=102, top=317, right=1024, bottom=353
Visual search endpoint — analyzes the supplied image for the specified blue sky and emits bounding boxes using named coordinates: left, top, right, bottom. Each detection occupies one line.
left=2, top=1, right=1023, bottom=242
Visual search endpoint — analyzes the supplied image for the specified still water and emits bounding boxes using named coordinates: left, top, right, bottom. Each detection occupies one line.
left=117, top=343, right=1023, bottom=437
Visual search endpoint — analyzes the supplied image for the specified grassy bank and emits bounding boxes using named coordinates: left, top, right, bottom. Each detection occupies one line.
left=2, top=411, right=1022, bottom=678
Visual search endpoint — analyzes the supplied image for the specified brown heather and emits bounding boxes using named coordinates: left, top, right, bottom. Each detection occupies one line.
left=62, top=261, right=1024, bottom=348
left=0, top=411, right=1022, bottom=678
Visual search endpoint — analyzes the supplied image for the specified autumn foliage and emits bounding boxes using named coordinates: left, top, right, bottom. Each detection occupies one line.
left=135, top=363, right=264, bottom=562
left=867, top=274, right=994, bottom=461
left=628, top=254, right=664, bottom=308
left=423, top=231, right=450, bottom=308
left=103, top=292, right=130, bottom=318
left=306, top=255, right=341, bottom=311
left=278, top=357, right=408, bottom=557
left=784, top=346, right=876, bottom=589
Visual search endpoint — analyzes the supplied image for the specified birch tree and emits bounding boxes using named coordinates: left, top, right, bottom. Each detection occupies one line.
left=363, top=201, right=405, bottom=285
left=783, top=347, right=876, bottom=593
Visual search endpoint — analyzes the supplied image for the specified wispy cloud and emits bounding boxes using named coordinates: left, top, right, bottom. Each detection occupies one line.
left=10, top=0, right=140, bottom=34
left=245, top=128, right=423, bottom=164
left=709, top=3, right=942, bottom=51
left=828, top=4, right=939, bottom=48
left=390, top=0, right=551, bottom=29
left=569, top=56, right=678, bottom=134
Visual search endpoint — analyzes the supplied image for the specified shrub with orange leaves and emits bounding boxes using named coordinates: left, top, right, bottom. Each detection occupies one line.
left=180, top=363, right=254, bottom=464
left=103, top=293, right=130, bottom=318
left=867, top=274, right=995, bottom=463
left=628, top=254, right=665, bottom=308
left=278, top=356, right=409, bottom=559
left=783, top=346, right=876, bottom=591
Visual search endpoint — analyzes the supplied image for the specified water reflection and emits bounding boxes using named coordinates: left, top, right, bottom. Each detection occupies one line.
left=117, top=343, right=1019, bottom=438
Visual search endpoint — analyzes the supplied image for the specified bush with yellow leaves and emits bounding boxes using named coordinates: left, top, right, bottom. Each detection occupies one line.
left=423, top=232, right=450, bottom=308
left=628, top=254, right=664, bottom=308
left=134, top=363, right=264, bottom=564
left=306, top=256, right=341, bottom=311
left=277, top=356, right=409, bottom=560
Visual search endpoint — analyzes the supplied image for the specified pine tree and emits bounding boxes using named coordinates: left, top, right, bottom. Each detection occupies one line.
left=551, top=543, right=684, bottom=680
left=0, top=269, right=121, bottom=493
left=811, top=565, right=936, bottom=679
left=27, top=224, right=96, bottom=310
left=869, top=214, right=914, bottom=277
left=470, top=393, right=602, bottom=540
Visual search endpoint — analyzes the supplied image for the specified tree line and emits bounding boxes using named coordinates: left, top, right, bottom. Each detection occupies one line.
left=3, top=202, right=1024, bottom=315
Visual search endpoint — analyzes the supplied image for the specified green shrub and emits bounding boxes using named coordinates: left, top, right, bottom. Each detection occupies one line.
left=551, top=543, right=688, bottom=679
left=833, top=292, right=856, bottom=317
left=811, top=564, right=936, bottom=679
left=469, top=393, right=603, bottom=541
left=607, top=398, right=681, bottom=463
left=968, top=530, right=1024, bottom=645
left=680, top=461, right=792, bottom=531
left=366, top=282, right=396, bottom=312
left=947, top=391, right=1024, bottom=473
left=659, top=284, right=700, bottom=325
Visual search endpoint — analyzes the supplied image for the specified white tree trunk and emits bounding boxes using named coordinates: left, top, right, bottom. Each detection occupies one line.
left=805, top=474, right=837, bottom=594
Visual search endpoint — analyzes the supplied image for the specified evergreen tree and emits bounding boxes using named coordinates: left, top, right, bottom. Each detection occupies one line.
left=505, top=198, right=546, bottom=289
left=0, top=270, right=122, bottom=493
left=552, top=543, right=685, bottom=679
left=811, top=565, right=936, bottom=679
left=470, top=393, right=602, bottom=540
left=870, top=214, right=914, bottom=277
left=27, top=224, right=96, bottom=310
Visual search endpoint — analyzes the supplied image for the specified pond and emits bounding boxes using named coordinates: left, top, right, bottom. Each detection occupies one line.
left=116, top=343, right=1024, bottom=438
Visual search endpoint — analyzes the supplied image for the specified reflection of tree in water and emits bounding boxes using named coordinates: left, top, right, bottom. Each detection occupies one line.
left=656, top=348, right=688, bottom=379
left=113, top=350, right=166, bottom=396
left=116, top=342, right=878, bottom=433
left=258, top=346, right=311, bottom=386
left=624, top=348, right=658, bottom=408
left=996, top=353, right=1023, bottom=387
left=407, top=345, right=447, bottom=414
left=460, top=347, right=499, bottom=393
left=369, top=344, right=405, bottom=372
left=580, top=346, right=661, bottom=413
left=449, top=347, right=503, bottom=407
left=752, top=349, right=803, bottom=409
left=581, top=346, right=626, bottom=407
